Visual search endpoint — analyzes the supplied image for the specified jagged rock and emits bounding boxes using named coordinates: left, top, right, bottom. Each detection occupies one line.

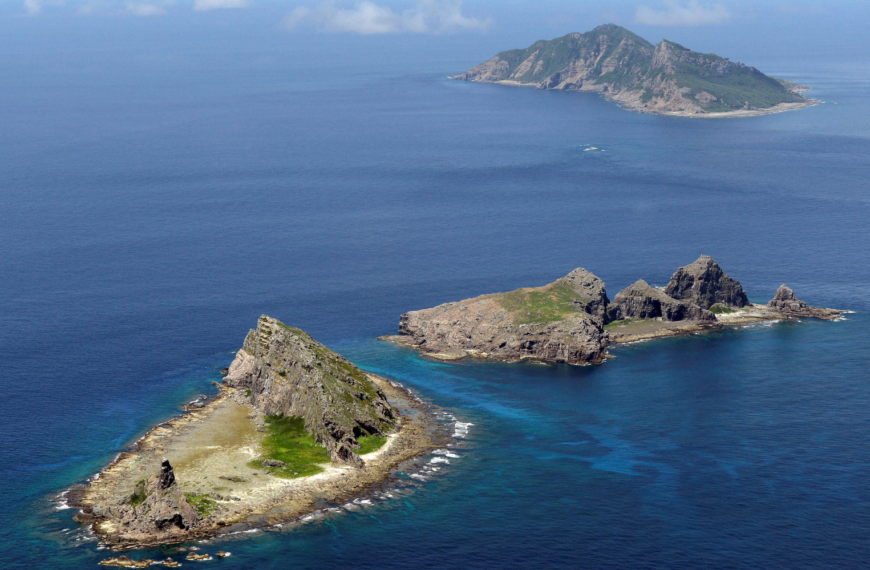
left=99, top=556, right=154, bottom=568
left=768, top=285, right=842, bottom=320
left=223, top=316, right=399, bottom=467
left=215, top=551, right=232, bottom=558
left=554, top=267, right=610, bottom=321
left=119, top=460, right=201, bottom=538
left=665, top=255, right=749, bottom=309
left=394, top=268, right=610, bottom=365
left=606, top=279, right=715, bottom=322
left=262, top=459, right=286, bottom=468
left=186, top=552, right=213, bottom=561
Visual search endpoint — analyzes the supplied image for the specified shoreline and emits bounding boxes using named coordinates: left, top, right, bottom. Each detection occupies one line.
left=450, top=77, right=819, bottom=118
left=382, top=302, right=841, bottom=364
left=71, top=375, right=449, bottom=550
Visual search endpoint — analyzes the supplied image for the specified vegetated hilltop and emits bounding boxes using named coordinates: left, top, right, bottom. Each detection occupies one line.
left=385, top=256, right=842, bottom=365
left=451, top=24, right=813, bottom=116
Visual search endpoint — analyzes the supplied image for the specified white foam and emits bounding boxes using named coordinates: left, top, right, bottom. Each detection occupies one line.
left=429, top=457, right=450, bottom=464
left=432, top=449, right=461, bottom=458
left=453, top=422, right=473, bottom=438
left=409, top=473, right=428, bottom=481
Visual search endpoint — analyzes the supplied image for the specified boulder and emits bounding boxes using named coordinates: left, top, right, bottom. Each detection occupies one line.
left=664, top=255, right=749, bottom=309
left=554, top=267, right=610, bottom=321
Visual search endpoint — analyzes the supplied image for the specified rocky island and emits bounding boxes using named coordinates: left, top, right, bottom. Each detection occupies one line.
left=451, top=24, right=816, bottom=117
left=383, top=256, right=842, bottom=365
left=72, top=316, right=446, bottom=549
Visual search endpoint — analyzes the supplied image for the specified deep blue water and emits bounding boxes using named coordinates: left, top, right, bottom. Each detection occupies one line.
left=2, top=27, right=870, bottom=570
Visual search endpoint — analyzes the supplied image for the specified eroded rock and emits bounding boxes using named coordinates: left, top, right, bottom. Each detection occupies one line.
left=606, top=279, right=715, bottom=322
left=665, top=255, right=749, bottom=309
left=768, top=285, right=842, bottom=320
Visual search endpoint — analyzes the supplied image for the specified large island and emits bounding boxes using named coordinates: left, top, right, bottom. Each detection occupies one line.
left=383, top=256, right=842, bottom=365
left=73, top=316, right=446, bottom=552
left=451, top=24, right=816, bottom=117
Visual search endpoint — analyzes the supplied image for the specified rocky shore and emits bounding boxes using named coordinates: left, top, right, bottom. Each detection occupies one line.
left=384, top=256, right=843, bottom=365
left=72, top=317, right=448, bottom=550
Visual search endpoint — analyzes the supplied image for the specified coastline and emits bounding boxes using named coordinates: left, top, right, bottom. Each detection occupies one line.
left=71, top=375, right=448, bottom=550
left=450, top=77, right=820, bottom=118
left=382, top=302, right=841, bottom=363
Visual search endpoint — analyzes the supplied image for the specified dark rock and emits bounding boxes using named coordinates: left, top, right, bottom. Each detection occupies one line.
left=157, top=459, right=175, bottom=490
left=606, top=280, right=715, bottom=322
left=768, top=285, right=842, bottom=320
left=262, top=459, right=286, bottom=468
left=664, top=255, right=749, bottom=309
left=554, top=267, right=610, bottom=321
left=220, top=367, right=229, bottom=375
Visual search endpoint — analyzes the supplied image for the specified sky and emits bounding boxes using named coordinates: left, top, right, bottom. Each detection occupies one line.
left=1, top=1, right=869, bottom=78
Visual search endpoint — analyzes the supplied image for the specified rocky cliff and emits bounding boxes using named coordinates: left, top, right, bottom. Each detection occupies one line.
left=665, top=255, right=750, bottom=309
left=396, top=268, right=610, bottom=365
left=606, top=279, right=715, bottom=322
left=224, top=316, right=398, bottom=466
left=768, top=285, right=842, bottom=320
left=451, top=24, right=811, bottom=116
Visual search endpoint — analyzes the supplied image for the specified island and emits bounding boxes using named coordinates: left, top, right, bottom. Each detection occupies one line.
left=451, top=24, right=816, bottom=117
left=71, top=316, right=446, bottom=551
left=382, top=256, right=842, bottom=365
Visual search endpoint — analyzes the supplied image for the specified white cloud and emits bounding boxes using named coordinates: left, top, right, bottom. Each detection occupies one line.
left=635, top=0, right=731, bottom=26
left=24, top=0, right=41, bottom=14
left=126, top=1, right=168, bottom=16
left=194, top=0, right=248, bottom=10
left=286, top=0, right=490, bottom=34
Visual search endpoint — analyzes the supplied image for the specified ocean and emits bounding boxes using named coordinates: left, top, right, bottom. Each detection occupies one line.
left=1, top=22, right=870, bottom=569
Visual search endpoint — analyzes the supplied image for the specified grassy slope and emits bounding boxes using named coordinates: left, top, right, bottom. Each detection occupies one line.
left=493, top=281, right=588, bottom=325
left=248, top=415, right=332, bottom=479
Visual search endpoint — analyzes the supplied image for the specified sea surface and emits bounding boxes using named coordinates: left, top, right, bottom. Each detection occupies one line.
left=2, top=26, right=870, bottom=570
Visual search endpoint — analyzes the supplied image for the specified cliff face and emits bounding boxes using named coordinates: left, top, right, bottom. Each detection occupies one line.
left=224, top=316, right=398, bottom=466
left=665, top=255, right=750, bottom=309
left=451, top=24, right=809, bottom=115
left=398, top=269, right=610, bottom=365
left=606, top=279, right=715, bottom=322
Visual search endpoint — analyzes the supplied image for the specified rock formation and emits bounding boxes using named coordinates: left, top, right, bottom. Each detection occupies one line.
left=223, top=315, right=398, bottom=466
left=80, top=460, right=202, bottom=544
left=606, top=279, right=715, bottom=323
left=665, top=255, right=750, bottom=309
left=395, top=268, right=610, bottom=365
left=450, top=24, right=812, bottom=116
left=768, top=285, right=842, bottom=320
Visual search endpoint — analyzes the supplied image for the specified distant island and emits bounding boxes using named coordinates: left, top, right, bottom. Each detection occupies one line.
left=451, top=24, right=817, bottom=117
left=382, top=256, right=842, bottom=365
left=73, top=316, right=446, bottom=553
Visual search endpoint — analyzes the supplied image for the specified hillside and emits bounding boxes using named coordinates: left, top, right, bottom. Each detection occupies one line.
left=451, top=24, right=814, bottom=116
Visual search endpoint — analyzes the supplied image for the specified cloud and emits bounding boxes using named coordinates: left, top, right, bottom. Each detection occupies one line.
left=635, top=0, right=731, bottom=26
left=24, top=0, right=41, bottom=13
left=194, top=0, right=248, bottom=9
left=286, top=0, right=490, bottom=34
left=126, top=1, right=168, bottom=16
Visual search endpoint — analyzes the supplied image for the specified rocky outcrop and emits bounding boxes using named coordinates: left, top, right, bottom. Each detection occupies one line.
left=83, top=460, right=202, bottom=544
left=606, top=279, right=715, bottom=322
left=768, top=285, right=842, bottom=320
left=451, top=24, right=811, bottom=116
left=223, top=316, right=398, bottom=466
left=395, top=268, right=610, bottom=365
left=665, top=255, right=749, bottom=309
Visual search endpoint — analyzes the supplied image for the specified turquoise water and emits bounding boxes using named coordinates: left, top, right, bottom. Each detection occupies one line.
left=2, top=25, right=870, bottom=570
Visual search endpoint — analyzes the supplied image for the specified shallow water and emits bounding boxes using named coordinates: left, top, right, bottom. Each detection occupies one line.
left=2, top=25, right=870, bottom=570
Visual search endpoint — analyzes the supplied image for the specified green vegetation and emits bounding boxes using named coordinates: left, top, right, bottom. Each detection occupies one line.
left=248, top=415, right=332, bottom=479
left=244, top=389, right=251, bottom=398
left=709, top=304, right=736, bottom=314
left=357, top=435, right=387, bottom=455
left=640, top=88, right=655, bottom=103
left=604, top=318, right=646, bottom=329
left=130, top=480, right=147, bottom=508
left=495, top=281, right=587, bottom=325
left=184, top=493, right=217, bottom=517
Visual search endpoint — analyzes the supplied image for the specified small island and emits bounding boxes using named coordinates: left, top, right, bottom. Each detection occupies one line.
left=72, top=316, right=446, bottom=550
left=382, top=256, right=842, bottom=365
left=451, top=24, right=816, bottom=117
